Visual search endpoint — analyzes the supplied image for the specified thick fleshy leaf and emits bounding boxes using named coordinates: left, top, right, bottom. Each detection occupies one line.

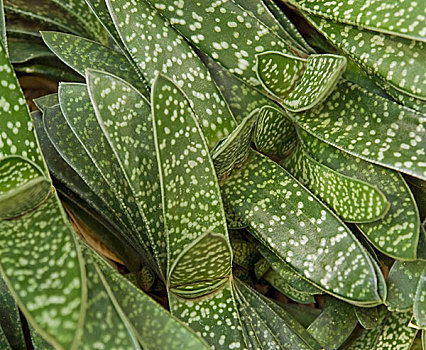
left=4, top=0, right=88, bottom=37
left=13, top=61, right=83, bottom=82
left=256, top=52, right=347, bottom=111
left=0, top=194, right=85, bottom=350
left=307, top=297, right=358, bottom=349
left=107, top=0, right=236, bottom=150
left=280, top=304, right=321, bottom=328
left=307, top=15, right=426, bottom=100
left=212, top=109, right=258, bottom=180
left=234, top=279, right=322, bottom=349
left=283, top=144, right=389, bottom=223
left=348, top=311, right=418, bottom=350
left=151, top=0, right=295, bottom=87
left=231, top=239, right=260, bottom=270
left=386, top=260, right=426, bottom=311
left=0, top=327, right=10, bottom=350
left=253, top=105, right=296, bottom=157
left=0, top=41, right=46, bottom=170
left=414, top=269, right=426, bottom=328
left=354, top=306, right=380, bottom=330
left=7, top=38, right=54, bottom=63
left=0, top=0, right=5, bottom=49
left=169, top=280, right=246, bottom=350
left=296, top=80, right=426, bottom=181
left=86, top=69, right=166, bottom=274
left=41, top=31, right=148, bottom=93
left=299, top=129, right=420, bottom=260
left=221, top=150, right=382, bottom=305
left=0, top=156, right=51, bottom=219
left=288, top=0, right=426, bottom=42
left=152, top=74, right=231, bottom=293
left=0, top=275, right=26, bottom=349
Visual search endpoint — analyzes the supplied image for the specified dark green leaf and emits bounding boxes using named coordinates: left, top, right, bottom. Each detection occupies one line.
left=414, top=269, right=426, bottom=328
left=0, top=0, right=6, bottom=50
left=8, top=37, right=54, bottom=63
left=280, top=304, right=321, bottom=328
left=354, top=306, right=380, bottom=329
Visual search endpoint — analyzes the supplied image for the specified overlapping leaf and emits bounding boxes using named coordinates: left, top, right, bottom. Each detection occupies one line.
left=283, top=144, right=389, bottom=223
left=414, top=269, right=426, bottom=328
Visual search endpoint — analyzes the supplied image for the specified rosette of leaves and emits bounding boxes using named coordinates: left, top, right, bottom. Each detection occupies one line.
left=0, top=0, right=425, bottom=348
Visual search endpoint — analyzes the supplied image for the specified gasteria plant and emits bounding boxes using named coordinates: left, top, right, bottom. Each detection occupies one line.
left=0, top=0, right=425, bottom=349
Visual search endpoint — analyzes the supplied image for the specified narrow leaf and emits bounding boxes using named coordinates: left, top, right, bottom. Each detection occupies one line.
left=7, top=38, right=54, bottom=63
left=414, top=269, right=426, bottom=328
left=0, top=0, right=6, bottom=51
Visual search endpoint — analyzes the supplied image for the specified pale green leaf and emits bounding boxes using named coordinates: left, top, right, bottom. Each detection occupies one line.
left=296, top=80, right=426, bottom=181
left=221, top=150, right=382, bottom=305
left=288, top=0, right=426, bottom=42
left=152, top=74, right=231, bottom=295
left=283, top=144, right=389, bottom=223
left=298, top=129, right=420, bottom=260
left=107, top=0, right=236, bottom=149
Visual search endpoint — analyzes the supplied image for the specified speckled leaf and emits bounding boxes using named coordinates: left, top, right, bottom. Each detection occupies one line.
left=386, top=260, right=425, bottom=311
left=231, top=239, right=260, bottom=269
left=212, top=108, right=258, bottom=180
left=224, top=201, right=248, bottom=229
left=0, top=327, right=10, bottom=350
left=354, top=306, right=380, bottom=329
left=0, top=194, right=85, bottom=350
left=0, top=275, right=26, bottom=349
left=79, top=248, right=140, bottom=350
left=107, top=0, right=236, bottom=150
left=7, top=38, right=54, bottom=63
left=307, top=15, right=426, bottom=100
left=296, top=80, right=426, bottom=181
left=169, top=280, right=246, bottom=350
left=58, top=83, right=155, bottom=257
left=151, top=0, right=295, bottom=87
left=298, top=129, right=420, bottom=260
left=0, top=42, right=46, bottom=170
left=256, top=51, right=346, bottom=111
left=414, top=269, right=426, bottom=328
left=234, top=279, right=322, bottom=349
left=283, top=144, right=389, bottom=223
left=221, top=150, right=382, bottom=305
left=288, top=0, right=426, bottom=42
left=256, top=51, right=306, bottom=98
left=41, top=31, right=147, bottom=93
left=253, top=105, right=296, bottom=157
left=4, top=0, right=88, bottom=37
left=258, top=245, right=320, bottom=295
left=86, top=69, right=166, bottom=274
left=0, top=156, right=51, bottom=219
left=152, top=74, right=231, bottom=293
left=307, top=297, right=358, bottom=349
left=29, top=324, right=54, bottom=350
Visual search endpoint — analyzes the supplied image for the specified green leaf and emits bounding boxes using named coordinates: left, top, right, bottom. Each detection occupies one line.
left=307, top=297, right=358, bottom=349
left=348, top=311, right=418, bottom=350
left=41, top=31, right=148, bottom=93
left=0, top=0, right=6, bottom=51
left=212, top=109, right=258, bottom=180
left=0, top=156, right=51, bottom=219
left=306, top=15, right=426, bottom=100
left=288, top=0, right=426, bottom=42
left=14, top=61, right=83, bottom=82
left=386, top=260, right=426, bottom=311
left=152, top=74, right=231, bottom=295
left=283, top=144, right=390, bottom=223
left=0, top=326, right=11, bottom=350
left=29, top=324, right=54, bottom=350
left=354, top=306, right=380, bottom=330
left=256, top=52, right=347, bottom=111
left=0, top=274, right=26, bottom=349
left=231, top=239, right=260, bottom=270
left=7, top=37, right=54, bottom=63
left=85, top=68, right=166, bottom=274
left=107, top=0, right=236, bottom=150
left=280, top=304, right=321, bottom=328
left=298, top=129, right=420, bottom=260
left=221, top=150, right=382, bottom=305
left=253, top=105, right=296, bottom=157
left=296, top=80, right=426, bottom=181
left=414, top=269, right=426, bottom=328
left=4, top=0, right=89, bottom=37
left=151, top=0, right=297, bottom=86
left=0, top=194, right=86, bottom=350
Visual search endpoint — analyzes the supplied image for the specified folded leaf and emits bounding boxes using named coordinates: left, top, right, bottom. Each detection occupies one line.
left=306, top=15, right=426, bottom=100
left=283, top=144, right=389, bottom=223
left=299, top=129, right=420, bottom=260
left=288, top=0, right=426, bottom=42
left=107, top=0, right=236, bottom=149
left=221, top=150, right=382, bottom=305
left=386, top=260, right=426, bottom=311
left=296, top=80, right=426, bottom=181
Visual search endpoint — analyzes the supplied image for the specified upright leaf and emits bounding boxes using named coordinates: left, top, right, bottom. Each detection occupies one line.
left=0, top=0, right=6, bottom=50
left=414, top=269, right=426, bottom=328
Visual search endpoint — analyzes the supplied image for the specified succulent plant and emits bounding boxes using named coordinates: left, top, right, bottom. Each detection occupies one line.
left=0, top=0, right=425, bottom=349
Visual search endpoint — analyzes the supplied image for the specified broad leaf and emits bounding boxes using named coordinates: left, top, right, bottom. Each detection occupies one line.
left=354, top=306, right=380, bottom=330
left=298, top=129, right=420, bottom=260
left=296, top=80, right=426, bottom=181
left=221, top=150, right=382, bottom=305
left=107, top=0, right=236, bottom=150
left=283, top=144, right=389, bottom=223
